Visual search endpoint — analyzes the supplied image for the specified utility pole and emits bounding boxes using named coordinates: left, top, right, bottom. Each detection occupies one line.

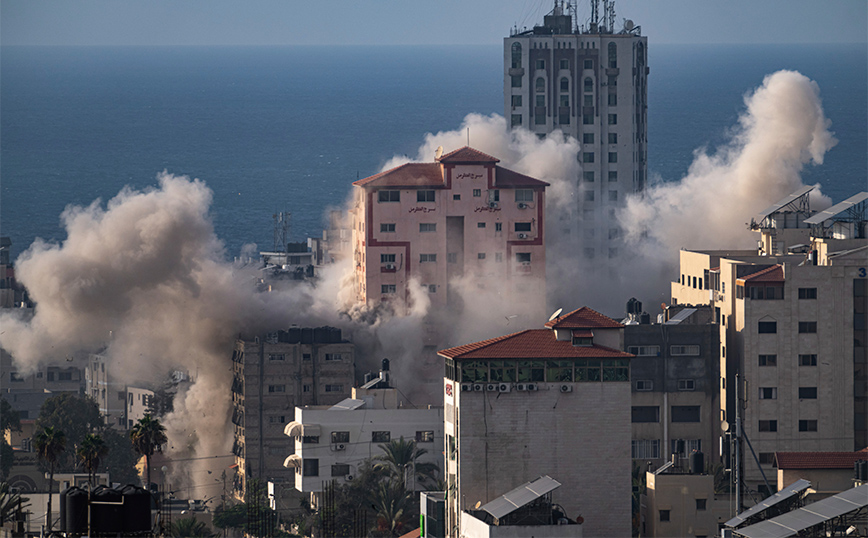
left=735, top=373, right=742, bottom=514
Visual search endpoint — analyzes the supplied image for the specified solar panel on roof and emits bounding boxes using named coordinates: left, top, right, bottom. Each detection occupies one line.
left=756, top=185, right=815, bottom=219
left=664, top=308, right=697, bottom=325
left=328, top=398, right=365, bottom=411
left=725, top=479, right=810, bottom=528
left=734, top=484, right=868, bottom=538
left=804, top=192, right=868, bottom=225
left=480, top=476, right=561, bottom=520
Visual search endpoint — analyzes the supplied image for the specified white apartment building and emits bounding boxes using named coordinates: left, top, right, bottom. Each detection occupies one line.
left=504, top=1, right=648, bottom=257
left=351, top=146, right=548, bottom=318
left=670, top=190, right=867, bottom=496
left=286, top=382, right=443, bottom=507
left=439, top=307, right=634, bottom=538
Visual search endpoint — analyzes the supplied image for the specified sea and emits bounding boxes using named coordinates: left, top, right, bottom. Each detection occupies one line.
left=1, top=44, right=866, bottom=261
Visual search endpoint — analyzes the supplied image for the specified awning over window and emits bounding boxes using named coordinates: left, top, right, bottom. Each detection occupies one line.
left=283, top=455, right=302, bottom=469
left=284, top=422, right=321, bottom=437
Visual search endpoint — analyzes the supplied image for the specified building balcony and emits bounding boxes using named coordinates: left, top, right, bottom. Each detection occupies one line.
left=508, top=67, right=525, bottom=77
left=380, top=265, right=397, bottom=273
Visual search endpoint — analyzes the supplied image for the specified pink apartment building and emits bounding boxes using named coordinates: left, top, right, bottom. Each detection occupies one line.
left=351, top=146, right=549, bottom=314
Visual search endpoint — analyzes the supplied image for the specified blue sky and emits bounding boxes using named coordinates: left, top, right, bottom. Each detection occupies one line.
left=2, top=0, right=866, bottom=47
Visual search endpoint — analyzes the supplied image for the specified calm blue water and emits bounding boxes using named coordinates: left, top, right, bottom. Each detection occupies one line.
left=2, top=44, right=865, bottom=260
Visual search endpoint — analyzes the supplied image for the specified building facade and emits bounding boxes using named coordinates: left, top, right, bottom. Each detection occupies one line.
left=439, top=307, right=633, bottom=538
left=231, top=327, right=354, bottom=499
left=504, top=2, right=648, bottom=257
left=351, top=146, right=548, bottom=317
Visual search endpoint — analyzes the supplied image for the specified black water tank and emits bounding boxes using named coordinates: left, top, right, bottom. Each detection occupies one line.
left=382, top=358, right=390, bottom=371
left=120, top=484, right=153, bottom=533
left=640, top=312, right=651, bottom=324
left=856, top=460, right=868, bottom=481
left=690, top=451, right=705, bottom=475
left=91, top=485, right=123, bottom=535
left=300, top=328, right=314, bottom=344
left=285, top=327, right=301, bottom=343
left=313, top=327, right=328, bottom=342
left=62, top=486, right=88, bottom=534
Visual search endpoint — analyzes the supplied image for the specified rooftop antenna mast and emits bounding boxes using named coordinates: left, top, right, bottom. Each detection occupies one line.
left=590, top=0, right=599, bottom=32
left=273, top=210, right=290, bottom=254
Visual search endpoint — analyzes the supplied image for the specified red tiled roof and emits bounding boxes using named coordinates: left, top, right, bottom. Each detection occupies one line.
left=495, top=166, right=550, bottom=188
left=397, top=528, right=421, bottom=538
left=545, top=307, right=624, bottom=329
left=437, top=329, right=633, bottom=360
left=353, top=163, right=444, bottom=188
left=775, top=449, right=868, bottom=469
left=437, top=146, right=499, bottom=164
left=739, top=265, right=784, bottom=284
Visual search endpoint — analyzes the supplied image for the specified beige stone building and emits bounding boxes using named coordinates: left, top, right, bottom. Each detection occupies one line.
left=643, top=471, right=731, bottom=538
left=439, top=307, right=633, bottom=538
left=775, top=449, right=868, bottom=498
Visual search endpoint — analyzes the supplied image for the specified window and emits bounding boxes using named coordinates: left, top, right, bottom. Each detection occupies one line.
left=453, top=194, right=460, bottom=200
left=582, top=133, right=594, bottom=144
left=268, top=354, right=285, bottom=361
left=302, top=435, right=319, bottom=444
left=608, top=75, right=617, bottom=87
left=511, top=75, right=522, bottom=88
left=798, top=287, right=817, bottom=299
left=473, top=189, right=481, bottom=197
left=677, top=379, right=695, bottom=391
left=608, top=171, right=618, bottom=182
left=303, top=384, right=311, bottom=392
left=535, top=77, right=545, bottom=92
left=302, top=459, right=319, bottom=476
left=416, top=431, right=435, bottom=443
left=325, top=384, right=343, bottom=392
left=631, top=439, right=660, bottom=459
left=607, top=93, right=617, bottom=106
left=511, top=95, right=522, bottom=107
left=608, top=152, right=618, bottom=163
left=583, top=172, right=595, bottom=183
left=695, top=499, right=707, bottom=511
left=477, top=222, right=486, bottom=228
left=381, top=284, right=396, bottom=294
left=583, top=59, right=593, bottom=69
left=670, top=345, right=700, bottom=356
left=608, top=42, right=617, bottom=67
left=515, top=222, right=532, bottom=232
left=325, top=353, right=342, bottom=361
left=632, top=406, right=660, bottom=423
left=608, top=133, right=618, bottom=144
left=628, top=346, right=660, bottom=356
left=331, top=431, right=350, bottom=444
left=477, top=253, right=486, bottom=260
left=583, top=77, right=593, bottom=92
left=535, top=59, right=545, bottom=69
left=759, top=387, right=777, bottom=400
left=560, top=77, right=569, bottom=91
left=583, top=152, right=595, bottom=163
left=417, top=190, right=435, bottom=202
left=447, top=253, right=457, bottom=263
left=636, top=380, right=653, bottom=391
left=510, top=42, right=522, bottom=67
left=798, top=321, right=817, bottom=333
left=608, top=190, right=618, bottom=202
left=372, top=431, right=391, bottom=443
left=659, top=510, right=670, bottom=522
left=559, top=59, right=569, bottom=69
left=381, top=254, right=396, bottom=263
left=378, top=190, right=400, bottom=202
left=799, top=354, right=817, bottom=366
left=420, top=253, right=436, bottom=263
left=303, top=353, right=311, bottom=361
left=608, top=228, right=619, bottom=240
left=427, top=284, right=436, bottom=293
left=758, top=452, right=776, bottom=465
left=759, top=354, right=777, bottom=366
left=758, top=420, right=777, bottom=432
left=511, top=114, right=522, bottom=127
left=331, top=464, right=350, bottom=477
left=671, top=406, right=700, bottom=423
left=799, top=387, right=817, bottom=399
left=608, top=114, right=617, bottom=125
left=515, top=189, right=534, bottom=202
left=758, top=321, right=777, bottom=334
left=269, top=415, right=286, bottom=424
left=584, top=94, right=593, bottom=106
left=799, top=420, right=818, bottom=432
left=420, top=223, right=436, bottom=232
left=268, top=385, right=285, bottom=393
left=582, top=114, right=593, bottom=125
left=380, top=223, right=396, bottom=233
left=516, top=252, right=531, bottom=263
left=584, top=190, right=595, bottom=202
left=495, top=252, right=503, bottom=262
left=495, top=223, right=502, bottom=231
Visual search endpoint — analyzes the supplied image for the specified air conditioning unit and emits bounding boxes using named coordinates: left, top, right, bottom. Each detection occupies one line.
left=486, top=383, right=497, bottom=392
left=345, top=475, right=354, bottom=481
left=473, top=383, right=484, bottom=392
left=384, top=264, right=395, bottom=270
left=460, top=383, right=473, bottom=392
left=560, top=384, right=573, bottom=393
left=498, top=383, right=511, bottom=393
left=489, top=202, right=499, bottom=208
left=515, top=383, right=527, bottom=391
left=518, top=233, right=528, bottom=239
left=518, top=203, right=528, bottom=209
left=526, top=383, right=539, bottom=391
left=521, top=261, right=531, bottom=266
left=335, top=444, right=346, bottom=451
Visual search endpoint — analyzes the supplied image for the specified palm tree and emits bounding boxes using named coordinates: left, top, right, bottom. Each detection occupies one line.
left=170, top=516, right=215, bottom=537
left=129, top=414, right=167, bottom=489
left=0, top=483, right=30, bottom=525
left=372, top=481, right=413, bottom=537
left=76, top=434, right=108, bottom=487
left=374, top=437, right=439, bottom=491
left=34, top=426, right=66, bottom=532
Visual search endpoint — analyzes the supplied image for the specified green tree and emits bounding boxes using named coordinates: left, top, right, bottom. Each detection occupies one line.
left=102, top=428, right=139, bottom=484
left=76, top=434, right=108, bottom=486
left=0, top=442, right=14, bottom=481
left=34, top=426, right=66, bottom=531
left=0, top=483, right=30, bottom=525
left=35, top=393, right=102, bottom=472
left=213, top=481, right=283, bottom=536
left=0, top=398, right=21, bottom=433
left=170, top=516, right=215, bottom=537
left=129, top=414, right=167, bottom=489
left=371, top=481, right=414, bottom=537
left=374, top=437, right=439, bottom=491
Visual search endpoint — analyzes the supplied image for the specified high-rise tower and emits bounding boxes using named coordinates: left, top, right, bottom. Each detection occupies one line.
left=504, top=0, right=648, bottom=260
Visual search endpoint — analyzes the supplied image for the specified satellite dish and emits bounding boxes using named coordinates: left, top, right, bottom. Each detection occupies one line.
left=435, top=145, right=444, bottom=160
left=624, top=19, right=634, bottom=31
left=548, top=308, right=563, bottom=321
left=721, top=420, right=730, bottom=432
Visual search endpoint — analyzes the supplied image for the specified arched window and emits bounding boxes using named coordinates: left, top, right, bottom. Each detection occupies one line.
left=511, top=42, right=522, bottom=69
left=608, top=42, right=617, bottom=68
left=535, top=77, right=545, bottom=93
left=583, top=77, right=593, bottom=92
left=560, top=77, right=569, bottom=92
left=636, top=42, right=645, bottom=67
